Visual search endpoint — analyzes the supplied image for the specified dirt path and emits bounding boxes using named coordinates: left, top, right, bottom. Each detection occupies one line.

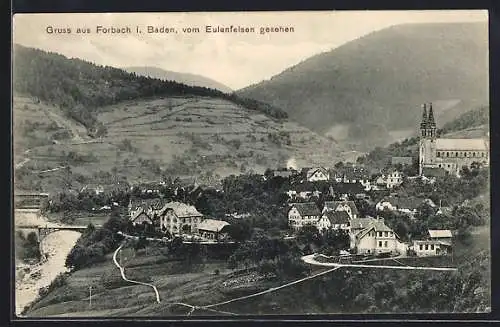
left=112, top=244, right=161, bottom=304
left=42, top=106, right=86, bottom=143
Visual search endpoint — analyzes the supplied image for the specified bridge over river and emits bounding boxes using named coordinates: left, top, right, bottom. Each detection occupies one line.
left=16, top=223, right=102, bottom=258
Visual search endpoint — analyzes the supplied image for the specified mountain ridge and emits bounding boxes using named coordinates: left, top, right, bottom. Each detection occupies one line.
left=124, top=66, right=233, bottom=93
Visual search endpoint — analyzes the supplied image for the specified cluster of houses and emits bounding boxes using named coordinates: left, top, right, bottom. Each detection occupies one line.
left=272, top=165, right=407, bottom=203
left=127, top=198, right=230, bottom=241
left=287, top=199, right=452, bottom=257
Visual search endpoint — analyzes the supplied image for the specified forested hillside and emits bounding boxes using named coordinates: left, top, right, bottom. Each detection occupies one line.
left=237, top=22, right=488, bottom=149
left=440, top=105, right=489, bottom=135
left=125, top=66, right=233, bottom=93
left=13, top=44, right=287, bottom=134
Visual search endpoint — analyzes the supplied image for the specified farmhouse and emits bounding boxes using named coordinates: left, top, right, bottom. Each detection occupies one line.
left=428, top=229, right=453, bottom=245
left=197, top=219, right=230, bottom=240
left=158, top=201, right=204, bottom=236
left=130, top=208, right=154, bottom=226
left=322, top=200, right=359, bottom=219
left=288, top=202, right=322, bottom=231
left=316, top=211, right=350, bottom=231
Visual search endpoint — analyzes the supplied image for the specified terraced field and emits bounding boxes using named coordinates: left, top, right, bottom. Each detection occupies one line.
left=14, top=94, right=346, bottom=193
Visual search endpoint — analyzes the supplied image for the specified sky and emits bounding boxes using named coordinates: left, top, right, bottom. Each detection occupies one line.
left=13, top=10, right=487, bottom=90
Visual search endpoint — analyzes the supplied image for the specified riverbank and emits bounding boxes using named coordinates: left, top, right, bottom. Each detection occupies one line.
left=15, top=209, right=82, bottom=316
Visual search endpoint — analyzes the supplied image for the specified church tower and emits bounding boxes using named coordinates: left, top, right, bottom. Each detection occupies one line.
left=419, top=102, right=437, bottom=175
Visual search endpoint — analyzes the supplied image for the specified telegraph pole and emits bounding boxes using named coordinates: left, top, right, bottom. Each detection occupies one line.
left=89, top=285, right=93, bottom=309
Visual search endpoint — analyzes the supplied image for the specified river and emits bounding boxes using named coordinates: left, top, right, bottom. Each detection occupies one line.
left=15, top=210, right=82, bottom=316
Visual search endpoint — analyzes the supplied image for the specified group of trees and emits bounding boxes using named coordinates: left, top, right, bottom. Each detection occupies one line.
left=46, top=189, right=130, bottom=213
left=439, top=105, right=489, bottom=135
left=194, top=173, right=291, bottom=231
left=15, top=231, right=41, bottom=262
left=64, top=210, right=127, bottom=270
left=227, top=231, right=309, bottom=280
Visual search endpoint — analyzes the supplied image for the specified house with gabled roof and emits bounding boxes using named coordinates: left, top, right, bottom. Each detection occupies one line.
left=130, top=208, right=154, bottom=226
left=322, top=200, right=359, bottom=219
left=197, top=219, right=230, bottom=240
left=288, top=202, right=322, bottom=231
left=428, top=229, right=453, bottom=245
left=316, top=211, right=350, bottom=231
left=349, top=217, right=406, bottom=255
left=158, top=201, right=204, bottom=236
left=128, top=197, right=166, bottom=218
left=300, top=167, right=330, bottom=182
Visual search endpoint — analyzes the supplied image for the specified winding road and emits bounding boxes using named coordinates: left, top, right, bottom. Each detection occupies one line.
left=301, top=254, right=457, bottom=271
left=112, top=244, right=161, bottom=304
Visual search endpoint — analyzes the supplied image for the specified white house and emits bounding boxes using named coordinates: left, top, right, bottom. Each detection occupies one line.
left=375, top=196, right=432, bottom=217
left=385, top=170, right=404, bottom=189
left=323, top=200, right=359, bottom=219
left=305, top=167, right=330, bottom=182
left=288, top=202, right=322, bottom=231
left=349, top=217, right=404, bottom=255
left=412, top=240, right=450, bottom=257
left=158, top=202, right=204, bottom=236
left=316, top=211, right=350, bottom=231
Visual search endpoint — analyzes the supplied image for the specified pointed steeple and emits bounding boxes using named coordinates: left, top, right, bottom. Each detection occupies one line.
left=420, top=103, right=428, bottom=129
left=427, top=102, right=436, bottom=127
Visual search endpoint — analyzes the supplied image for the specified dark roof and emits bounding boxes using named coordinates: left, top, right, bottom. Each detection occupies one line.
left=290, top=202, right=321, bottom=216
left=379, top=196, right=425, bottom=211
left=391, top=157, right=413, bottom=165
left=129, top=198, right=166, bottom=211
left=130, top=208, right=153, bottom=223
left=422, top=167, right=447, bottom=177
left=350, top=217, right=377, bottom=230
left=323, top=200, right=359, bottom=216
left=331, top=182, right=365, bottom=195
left=322, top=211, right=350, bottom=225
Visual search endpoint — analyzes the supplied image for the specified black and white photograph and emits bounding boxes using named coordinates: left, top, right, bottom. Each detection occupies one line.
left=12, top=10, right=490, bottom=317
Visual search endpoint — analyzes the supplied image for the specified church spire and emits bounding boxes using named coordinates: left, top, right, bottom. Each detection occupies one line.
left=427, top=102, right=436, bottom=127
left=420, top=103, right=428, bottom=129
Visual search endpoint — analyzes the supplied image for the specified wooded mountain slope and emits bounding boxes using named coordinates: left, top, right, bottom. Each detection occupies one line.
left=237, top=22, right=488, bottom=148
left=124, top=66, right=233, bottom=93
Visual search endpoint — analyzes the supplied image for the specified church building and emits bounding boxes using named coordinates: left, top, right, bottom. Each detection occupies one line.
left=419, top=103, right=489, bottom=177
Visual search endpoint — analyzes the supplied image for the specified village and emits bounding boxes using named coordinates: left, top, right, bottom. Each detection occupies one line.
left=99, top=105, right=488, bottom=265
left=117, top=162, right=454, bottom=262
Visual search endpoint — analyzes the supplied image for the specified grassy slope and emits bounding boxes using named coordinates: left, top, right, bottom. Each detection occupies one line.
left=23, top=222, right=489, bottom=317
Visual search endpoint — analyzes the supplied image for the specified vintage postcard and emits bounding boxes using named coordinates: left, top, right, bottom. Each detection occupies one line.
left=12, top=10, right=490, bottom=317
